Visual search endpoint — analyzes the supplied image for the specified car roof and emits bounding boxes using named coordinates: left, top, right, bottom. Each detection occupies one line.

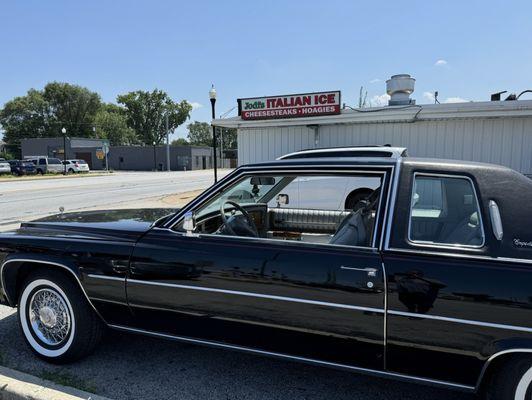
left=278, top=146, right=407, bottom=160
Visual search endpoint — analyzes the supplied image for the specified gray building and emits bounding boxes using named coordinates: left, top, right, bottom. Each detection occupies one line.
left=21, top=137, right=216, bottom=171
left=214, top=97, right=532, bottom=177
left=108, top=145, right=213, bottom=171
left=21, top=137, right=109, bottom=170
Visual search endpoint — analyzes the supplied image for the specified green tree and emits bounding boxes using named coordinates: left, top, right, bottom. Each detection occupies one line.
left=94, top=104, right=137, bottom=146
left=0, top=89, right=51, bottom=146
left=219, top=127, right=237, bottom=149
left=117, top=90, right=192, bottom=145
left=186, top=121, right=211, bottom=146
left=171, top=138, right=189, bottom=146
left=0, top=82, right=101, bottom=146
left=43, top=82, right=101, bottom=137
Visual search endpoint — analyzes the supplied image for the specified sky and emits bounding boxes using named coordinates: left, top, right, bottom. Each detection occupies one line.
left=1, top=0, right=532, bottom=141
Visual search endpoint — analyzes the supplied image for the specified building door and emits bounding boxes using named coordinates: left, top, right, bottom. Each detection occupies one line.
left=75, top=152, right=92, bottom=169
left=202, top=156, right=207, bottom=169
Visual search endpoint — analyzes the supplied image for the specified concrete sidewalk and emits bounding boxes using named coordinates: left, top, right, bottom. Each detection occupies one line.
left=0, top=366, right=111, bottom=400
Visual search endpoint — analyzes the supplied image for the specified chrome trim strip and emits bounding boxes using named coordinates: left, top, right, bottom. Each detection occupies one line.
left=126, top=278, right=384, bottom=314
left=388, top=310, right=532, bottom=333
left=108, top=324, right=474, bottom=392
left=384, top=159, right=401, bottom=249
left=87, top=274, right=126, bottom=282
left=407, top=172, right=486, bottom=249
left=385, top=247, right=532, bottom=265
left=0, top=258, right=108, bottom=324
left=382, top=261, right=388, bottom=370
left=476, top=349, right=532, bottom=391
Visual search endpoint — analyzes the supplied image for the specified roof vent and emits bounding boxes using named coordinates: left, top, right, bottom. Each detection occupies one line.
left=386, top=74, right=416, bottom=106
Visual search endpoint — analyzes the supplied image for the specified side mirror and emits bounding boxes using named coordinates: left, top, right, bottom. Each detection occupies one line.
left=183, top=211, right=196, bottom=236
left=276, top=194, right=289, bottom=207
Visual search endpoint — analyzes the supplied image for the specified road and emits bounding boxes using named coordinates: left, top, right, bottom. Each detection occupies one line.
left=0, top=170, right=225, bottom=229
left=0, top=171, right=474, bottom=399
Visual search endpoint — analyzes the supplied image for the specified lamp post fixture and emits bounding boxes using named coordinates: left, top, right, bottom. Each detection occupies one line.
left=61, top=127, right=67, bottom=175
left=209, top=84, right=218, bottom=183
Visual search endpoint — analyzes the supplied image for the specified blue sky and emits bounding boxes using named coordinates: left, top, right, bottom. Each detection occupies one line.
left=1, top=0, right=531, bottom=140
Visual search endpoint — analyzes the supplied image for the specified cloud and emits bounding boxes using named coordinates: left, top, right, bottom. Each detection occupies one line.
left=423, top=91, right=435, bottom=103
left=444, top=97, right=468, bottom=103
left=369, top=78, right=381, bottom=84
left=190, top=102, right=203, bottom=110
left=434, top=59, right=448, bottom=67
left=370, top=93, right=390, bottom=107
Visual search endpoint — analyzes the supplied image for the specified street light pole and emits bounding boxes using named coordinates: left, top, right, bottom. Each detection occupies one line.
left=61, top=127, right=67, bottom=175
left=166, top=114, right=171, bottom=172
left=153, top=142, right=157, bottom=171
left=209, top=84, right=218, bottom=183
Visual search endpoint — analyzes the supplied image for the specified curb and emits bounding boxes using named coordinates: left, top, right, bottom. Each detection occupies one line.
left=0, top=366, right=111, bottom=400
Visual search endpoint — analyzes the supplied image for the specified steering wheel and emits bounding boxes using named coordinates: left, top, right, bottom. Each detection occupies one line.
left=219, top=200, right=259, bottom=237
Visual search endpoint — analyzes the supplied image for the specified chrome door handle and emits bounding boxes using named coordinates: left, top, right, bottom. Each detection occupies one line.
left=340, top=266, right=378, bottom=277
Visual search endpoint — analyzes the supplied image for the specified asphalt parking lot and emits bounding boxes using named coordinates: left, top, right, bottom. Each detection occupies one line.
left=0, top=304, right=473, bottom=400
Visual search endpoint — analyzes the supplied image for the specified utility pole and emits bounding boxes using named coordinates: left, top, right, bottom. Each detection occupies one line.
left=166, top=114, right=171, bottom=172
left=209, top=85, right=218, bottom=182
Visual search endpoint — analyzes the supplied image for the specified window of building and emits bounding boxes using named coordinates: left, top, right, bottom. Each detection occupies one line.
left=409, top=174, right=484, bottom=247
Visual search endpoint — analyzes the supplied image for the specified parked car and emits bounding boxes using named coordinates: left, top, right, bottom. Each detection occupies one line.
left=61, top=159, right=90, bottom=173
left=0, top=160, right=11, bottom=174
left=8, top=160, right=37, bottom=176
left=24, top=156, right=64, bottom=174
left=2, top=147, right=532, bottom=399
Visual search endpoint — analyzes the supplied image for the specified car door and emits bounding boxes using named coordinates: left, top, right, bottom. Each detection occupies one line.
left=126, top=167, right=391, bottom=370
left=383, top=165, right=532, bottom=388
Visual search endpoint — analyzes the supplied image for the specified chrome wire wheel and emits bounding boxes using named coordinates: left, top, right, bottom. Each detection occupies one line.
left=28, top=288, right=71, bottom=346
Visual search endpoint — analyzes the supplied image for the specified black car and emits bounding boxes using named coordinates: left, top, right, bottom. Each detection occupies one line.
left=1, top=148, right=532, bottom=400
left=8, top=160, right=37, bottom=176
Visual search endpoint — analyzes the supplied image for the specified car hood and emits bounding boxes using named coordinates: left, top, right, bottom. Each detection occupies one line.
left=19, top=208, right=177, bottom=241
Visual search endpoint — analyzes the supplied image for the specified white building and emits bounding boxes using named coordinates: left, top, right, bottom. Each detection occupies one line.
left=214, top=77, right=532, bottom=177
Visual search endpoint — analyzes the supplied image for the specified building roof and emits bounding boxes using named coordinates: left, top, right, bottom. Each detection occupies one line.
left=213, top=99, right=532, bottom=129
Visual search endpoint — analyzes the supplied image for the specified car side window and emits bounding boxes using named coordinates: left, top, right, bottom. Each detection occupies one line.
left=409, top=174, right=484, bottom=247
left=182, top=173, right=384, bottom=248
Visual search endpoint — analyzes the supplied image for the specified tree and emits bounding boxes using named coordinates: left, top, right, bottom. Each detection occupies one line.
left=0, top=89, right=52, bottom=146
left=94, top=104, right=137, bottom=146
left=219, top=127, right=237, bottom=149
left=43, top=82, right=101, bottom=137
left=117, top=90, right=192, bottom=145
left=186, top=121, right=211, bottom=146
left=0, top=82, right=101, bottom=146
left=171, top=138, right=189, bottom=146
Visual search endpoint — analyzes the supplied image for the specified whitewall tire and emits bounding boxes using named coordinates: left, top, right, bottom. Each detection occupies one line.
left=485, top=355, right=532, bottom=400
left=17, top=269, right=104, bottom=363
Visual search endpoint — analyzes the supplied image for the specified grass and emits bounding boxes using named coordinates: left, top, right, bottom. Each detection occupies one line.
left=39, top=370, right=97, bottom=393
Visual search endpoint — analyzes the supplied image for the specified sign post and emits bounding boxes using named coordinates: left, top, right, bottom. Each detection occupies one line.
left=238, top=91, right=341, bottom=121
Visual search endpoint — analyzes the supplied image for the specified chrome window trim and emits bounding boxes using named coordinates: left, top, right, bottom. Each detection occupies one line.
left=0, top=258, right=108, bottom=324
left=407, top=172, right=486, bottom=250
left=108, top=323, right=475, bottom=392
left=388, top=310, right=532, bottom=333
left=163, top=165, right=394, bottom=229
left=125, top=278, right=384, bottom=314
left=383, top=159, right=401, bottom=249
left=164, top=166, right=394, bottom=250
left=384, top=246, right=532, bottom=265
left=382, top=261, right=389, bottom=370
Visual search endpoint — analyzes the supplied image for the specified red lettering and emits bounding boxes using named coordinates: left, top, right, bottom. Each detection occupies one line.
left=318, top=94, right=327, bottom=104
left=327, top=94, right=335, bottom=104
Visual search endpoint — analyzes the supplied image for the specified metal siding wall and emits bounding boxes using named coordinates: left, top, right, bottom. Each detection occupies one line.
left=237, top=117, right=532, bottom=175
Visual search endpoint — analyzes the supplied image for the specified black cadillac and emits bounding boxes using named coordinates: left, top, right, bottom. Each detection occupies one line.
left=1, top=147, right=532, bottom=400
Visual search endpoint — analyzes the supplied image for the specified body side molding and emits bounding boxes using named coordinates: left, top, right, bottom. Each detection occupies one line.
left=108, top=323, right=474, bottom=392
